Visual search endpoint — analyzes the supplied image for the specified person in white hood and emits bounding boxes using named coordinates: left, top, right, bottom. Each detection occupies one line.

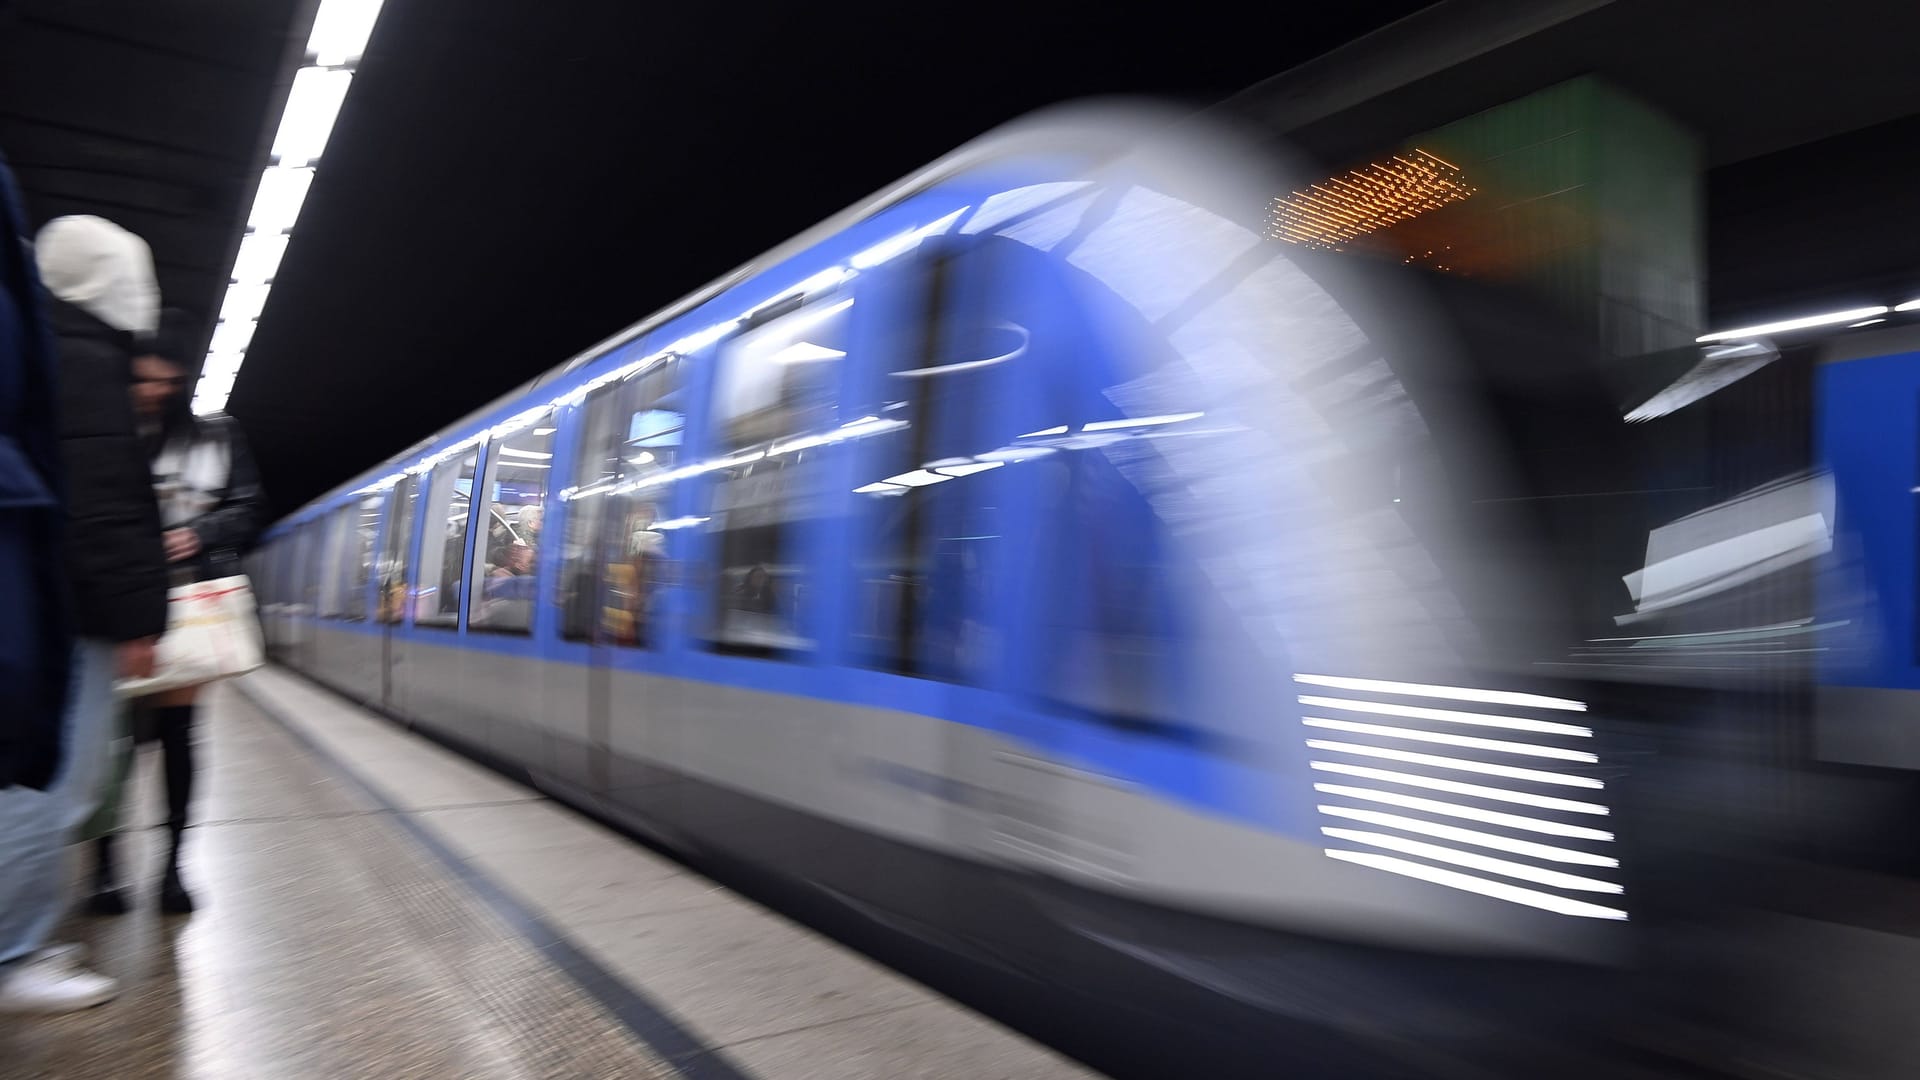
left=32, top=214, right=160, bottom=338
left=0, top=214, right=169, bottom=1014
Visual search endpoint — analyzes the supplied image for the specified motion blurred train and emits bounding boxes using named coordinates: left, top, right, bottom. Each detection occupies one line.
left=250, top=104, right=1867, bottom=1075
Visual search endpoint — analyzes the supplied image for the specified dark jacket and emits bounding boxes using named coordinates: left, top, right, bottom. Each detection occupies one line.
left=152, top=411, right=266, bottom=580
left=0, top=152, right=71, bottom=790
left=49, top=296, right=170, bottom=642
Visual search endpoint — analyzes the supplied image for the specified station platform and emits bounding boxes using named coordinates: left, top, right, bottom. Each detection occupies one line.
left=0, top=666, right=1101, bottom=1079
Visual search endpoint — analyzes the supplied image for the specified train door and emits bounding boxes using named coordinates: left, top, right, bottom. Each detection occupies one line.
left=549, top=354, right=690, bottom=801
left=291, top=518, right=319, bottom=673
left=844, top=231, right=1160, bottom=884
left=552, top=381, right=625, bottom=795
left=376, top=473, right=419, bottom=714
left=953, top=235, right=1197, bottom=889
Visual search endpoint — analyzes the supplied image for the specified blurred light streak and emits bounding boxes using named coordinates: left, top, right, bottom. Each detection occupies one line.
left=1082, top=411, right=1204, bottom=432
left=1323, top=850, right=1628, bottom=918
left=1309, top=760, right=1609, bottom=814
left=1292, top=673, right=1587, bottom=712
left=1696, top=306, right=1888, bottom=342
left=1318, top=805, right=1619, bottom=867
left=1313, top=784, right=1615, bottom=841
left=1304, top=740, right=1605, bottom=788
left=1297, top=694, right=1592, bottom=737
left=1322, top=828, right=1622, bottom=893
left=1302, top=718, right=1599, bottom=762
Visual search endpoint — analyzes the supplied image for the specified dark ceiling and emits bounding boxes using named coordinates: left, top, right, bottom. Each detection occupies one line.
left=0, top=0, right=308, bottom=334
left=190, top=0, right=1431, bottom=514
left=4, top=0, right=1917, bottom=516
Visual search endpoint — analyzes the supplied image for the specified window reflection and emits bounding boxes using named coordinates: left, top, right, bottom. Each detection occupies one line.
left=376, top=475, right=417, bottom=624
left=415, top=451, right=477, bottom=626
left=704, top=294, right=849, bottom=654
left=560, top=358, right=685, bottom=647
left=470, top=415, right=555, bottom=634
left=339, top=492, right=383, bottom=621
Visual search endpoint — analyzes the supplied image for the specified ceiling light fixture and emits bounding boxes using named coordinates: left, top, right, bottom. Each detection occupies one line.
left=192, top=0, right=390, bottom=416
left=270, top=67, right=354, bottom=167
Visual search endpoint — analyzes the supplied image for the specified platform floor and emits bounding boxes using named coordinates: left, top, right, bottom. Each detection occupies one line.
left=0, top=666, right=1100, bottom=1079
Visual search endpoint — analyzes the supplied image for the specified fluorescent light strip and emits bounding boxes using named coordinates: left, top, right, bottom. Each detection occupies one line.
left=1318, top=805, right=1618, bottom=867
left=1297, top=694, right=1590, bottom=738
left=307, top=0, right=386, bottom=65
left=1309, top=760, right=1608, bottom=815
left=1324, top=850, right=1627, bottom=920
left=1305, top=739, right=1602, bottom=788
left=1302, top=718, right=1599, bottom=763
left=1082, top=411, right=1204, bottom=432
left=1293, top=674, right=1586, bottom=712
left=1019, top=425, right=1068, bottom=438
left=247, top=167, right=314, bottom=234
left=230, top=233, right=289, bottom=284
left=210, top=320, right=256, bottom=354
left=1696, top=306, right=1888, bottom=343
left=1323, top=828, right=1619, bottom=894
left=1314, top=783, right=1614, bottom=841
left=219, top=284, right=271, bottom=324
left=271, top=67, right=353, bottom=166
left=194, top=0, right=391, bottom=416
left=1895, top=298, right=1920, bottom=313
left=497, top=447, right=552, bottom=459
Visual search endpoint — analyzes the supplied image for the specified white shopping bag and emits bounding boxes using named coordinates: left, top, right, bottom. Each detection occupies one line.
left=115, top=575, right=265, bottom=698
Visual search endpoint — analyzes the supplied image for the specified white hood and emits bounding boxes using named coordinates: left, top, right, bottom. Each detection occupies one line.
left=33, top=215, right=160, bottom=335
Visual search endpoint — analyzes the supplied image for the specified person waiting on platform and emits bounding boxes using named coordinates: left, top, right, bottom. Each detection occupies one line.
left=85, top=308, right=265, bottom=917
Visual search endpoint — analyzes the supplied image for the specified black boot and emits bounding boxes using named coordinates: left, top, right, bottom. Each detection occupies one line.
left=156, top=703, right=197, bottom=915
left=159, top=830, right=195, bottom=915
left=84, top=834, right=128, bottom=916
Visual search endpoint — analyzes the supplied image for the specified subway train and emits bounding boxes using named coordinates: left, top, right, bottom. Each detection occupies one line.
left=248, top=105, right=1857, bottom=1075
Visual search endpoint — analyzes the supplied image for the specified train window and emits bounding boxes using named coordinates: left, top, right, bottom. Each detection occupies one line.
left=469, top=414, right=555, bottom=634
left=847, top=239, right=1072, bottom=685
left=414, top=449, right=478, bottom=627
left=338, top=492, right=384, bottom=622
left=703, top=293, right=849, bottom=655
left=315, top=508, right=353, bottom=618
left=296, top=520, right=319, bottom=616
left=847, top=250, right=978, bottom=677
left=560, top=357, right=685, bottom=646
left=377, top=474, right=418, bottom=624
left=1035, top=450, right=1185, bottom=727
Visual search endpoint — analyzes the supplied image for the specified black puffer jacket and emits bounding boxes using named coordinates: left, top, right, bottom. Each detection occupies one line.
left=49, top=297, right=169, bottom=642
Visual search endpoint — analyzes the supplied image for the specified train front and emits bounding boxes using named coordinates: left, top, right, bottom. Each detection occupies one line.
left=943, top=105, right=1878, bottom=1074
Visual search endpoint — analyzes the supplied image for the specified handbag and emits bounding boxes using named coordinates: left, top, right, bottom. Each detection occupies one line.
left=114, top=574, right=265, bottom=698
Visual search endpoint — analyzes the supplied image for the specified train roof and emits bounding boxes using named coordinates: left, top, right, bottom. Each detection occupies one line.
left=284, top=102, right=1198, bottom=524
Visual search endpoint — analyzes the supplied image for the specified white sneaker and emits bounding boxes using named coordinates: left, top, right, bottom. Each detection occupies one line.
left=0, top=951, right=119, bottom=1014
left=30, top=943, right=85, bottom=968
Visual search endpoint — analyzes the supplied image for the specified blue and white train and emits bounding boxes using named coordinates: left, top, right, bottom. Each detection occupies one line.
left=249, top=105, right=1821, bottom=1074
